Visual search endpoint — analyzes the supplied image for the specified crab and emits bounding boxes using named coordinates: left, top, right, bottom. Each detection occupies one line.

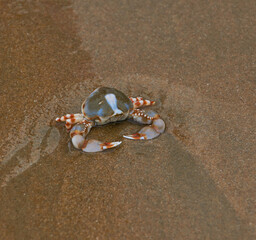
left=56, top=87, right=165, bottom=152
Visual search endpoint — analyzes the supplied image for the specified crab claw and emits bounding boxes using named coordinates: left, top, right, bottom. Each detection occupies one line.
left=72, top=135, right=122, bottom=153
left=101, top=141, right=122, bottom=150
left=123, top=133, right=147, bottom=140
left=123, top=118, right=165, bottom=140
left=82, top=140, right=122, bottom=152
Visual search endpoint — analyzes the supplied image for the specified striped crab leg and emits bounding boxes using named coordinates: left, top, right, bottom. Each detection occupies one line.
left=70, top=122, right=122, bottom=153
left=56, top=113, right=84, bottom=130
left=56, top=113, right=84, bottom=122
left=129, top=96, right=155, bottom=109
left=123, top=109, right=165, bottom=140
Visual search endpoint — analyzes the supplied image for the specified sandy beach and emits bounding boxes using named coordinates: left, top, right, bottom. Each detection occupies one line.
left=0, top=0, right=255, bottom=239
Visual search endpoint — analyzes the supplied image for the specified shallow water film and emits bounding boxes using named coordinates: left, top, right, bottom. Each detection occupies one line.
left=0, top=0, right=255, bottom=239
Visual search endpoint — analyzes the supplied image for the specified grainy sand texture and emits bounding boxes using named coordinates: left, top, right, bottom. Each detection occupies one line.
left=0, top=0, right=255, bottom=239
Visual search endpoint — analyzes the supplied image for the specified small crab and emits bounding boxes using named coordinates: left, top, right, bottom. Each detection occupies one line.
left=56, top=87, right=165, bottom=152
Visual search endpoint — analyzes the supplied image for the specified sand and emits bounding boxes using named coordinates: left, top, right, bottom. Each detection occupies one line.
left=0, top=0, right=255, bottom=239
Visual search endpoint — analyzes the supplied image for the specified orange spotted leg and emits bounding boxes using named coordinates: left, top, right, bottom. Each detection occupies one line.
left=123, top=109, right=165, bottom=140
left=70, top=122, right=122, bottom=153
left=56, top=113, right=84, bottom=130
left=129, top=97, right=155, bottom=109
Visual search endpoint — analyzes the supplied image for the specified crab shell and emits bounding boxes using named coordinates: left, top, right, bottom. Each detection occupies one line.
left=81, top=87, right=133, bottom=125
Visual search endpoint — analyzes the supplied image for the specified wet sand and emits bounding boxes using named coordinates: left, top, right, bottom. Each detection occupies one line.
left=0, top=0, right=255, bottom=239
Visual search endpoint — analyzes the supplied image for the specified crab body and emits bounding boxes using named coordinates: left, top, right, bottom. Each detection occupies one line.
left=82, top=87, right=133, bottom=125
left=56, top=87, right=165, bottom=152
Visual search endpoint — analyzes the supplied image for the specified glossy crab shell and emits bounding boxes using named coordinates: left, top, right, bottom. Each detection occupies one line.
left=82, top=87, right=133, bottom=125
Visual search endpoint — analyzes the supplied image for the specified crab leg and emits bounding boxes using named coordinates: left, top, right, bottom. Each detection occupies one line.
left=129, top=97, right=155, bottom=109
left=70, top=123, right=122, bottom=153
left=123, top=109, right=165, bottom=140
left=56, top=113, right=84, bottom=122
left=56, top=113, right=84, bottom=130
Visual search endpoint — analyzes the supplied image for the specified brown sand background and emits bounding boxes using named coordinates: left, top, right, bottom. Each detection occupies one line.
left=0, top=0, right=255, bottom=239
